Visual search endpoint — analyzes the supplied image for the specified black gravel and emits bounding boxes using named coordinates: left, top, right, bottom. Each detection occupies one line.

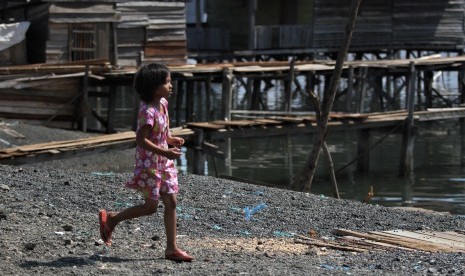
left=1, top=120, right=465, bottom=275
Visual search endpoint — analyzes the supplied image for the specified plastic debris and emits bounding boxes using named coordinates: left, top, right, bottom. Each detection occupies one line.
left=238, top=230, right=252, bottom=236
left=212, top=224, right=222, bottom=231
left=244, top=202, right=267, bottom=221
left=273, top=231, right=294, bottom=238
left=114, top=202, right=133, bottom=208
left=91, top=172, right=114, bottom=176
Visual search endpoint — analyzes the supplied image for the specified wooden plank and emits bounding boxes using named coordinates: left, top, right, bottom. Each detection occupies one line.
left=338, top=235, right=415, bottom=251
left=0, top=131, right=136, bottom=154
left=186, top=122, right=225, bottom=130
left=369, top=231, right=460, bottom=252
left=385, top=230, right=465, bottom=249
left=333, top=228, right=441, bottom=252
left=209, top=120, right=266, bottom=127
left=294, top=238, right=367, bottom=253
left=253, top=119, right=282, bottom=124
left=415, top=231, right=465, bottom=244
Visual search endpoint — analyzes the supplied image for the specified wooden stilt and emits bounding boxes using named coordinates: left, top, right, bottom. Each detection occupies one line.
left=175, top=80, right=183, bottom=126
left=106, top=84, right=116, bottom=133
left=461, top=118, right=465, bottom=167
left=205, top=78, right=212, bottom=120
left=80, top=65, right=89, bottom=132
left=193, top=128, right=206, bottom=175
left=399, top=62, right=416, bottom=177
left=222, top=68, right=233, bottom=120
left=285, top=60, right=295, bottom=112
left=459, top=62, right=465, bottom=166
left=358, top=66, right=368, bottom=113
left=251, top=78, right=261, bottom=110
left=186, top=80, right=195, bottom=122
left=423, top=70, right=433, bottom=109
left=346, top=65, right=354, bottom=112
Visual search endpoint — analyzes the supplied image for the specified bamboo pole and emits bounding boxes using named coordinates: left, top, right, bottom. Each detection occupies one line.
left=295, top=0, right=363, bottom=192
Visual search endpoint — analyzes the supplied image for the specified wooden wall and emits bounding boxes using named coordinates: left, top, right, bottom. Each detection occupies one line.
left=0, top=75, right=81, bottom=123
left=313, top=0, right=465, bottom=52
left=117, top=1, right=187, bottom=66
left=44, top=1, right=187, bottom=66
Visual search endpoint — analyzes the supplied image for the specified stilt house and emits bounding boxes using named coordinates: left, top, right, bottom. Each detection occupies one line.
left=187, top=0, right=465, bottom=58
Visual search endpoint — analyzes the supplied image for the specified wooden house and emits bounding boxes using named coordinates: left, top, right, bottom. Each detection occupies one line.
left=0, top=0, right=188, bottom=66
left=0, top=1, right=188, bottom=130
left=45, top=0, right=187, bottom=66
left=187, top=0, right=465, bottom=58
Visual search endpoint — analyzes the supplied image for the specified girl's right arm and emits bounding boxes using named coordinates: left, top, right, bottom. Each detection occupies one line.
left=136, top=125, right=182, bottom=160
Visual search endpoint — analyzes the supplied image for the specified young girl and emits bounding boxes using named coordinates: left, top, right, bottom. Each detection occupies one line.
left=99, top=63, right=193, bottom=262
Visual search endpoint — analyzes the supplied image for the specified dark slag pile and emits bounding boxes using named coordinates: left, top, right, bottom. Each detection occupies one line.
left=0, top=120, right=464, bottom=275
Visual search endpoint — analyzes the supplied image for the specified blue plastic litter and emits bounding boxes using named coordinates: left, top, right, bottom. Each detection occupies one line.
left=273, top=231, right=295, bottom=238
left=244, top=202, right=267, bottom=221
left=91, top=172, right=114, bottom=176
left=212, top=224, right=222, bottom=231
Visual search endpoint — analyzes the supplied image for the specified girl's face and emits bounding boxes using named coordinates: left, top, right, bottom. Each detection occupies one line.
left=154, top=73, right=173, bottom=99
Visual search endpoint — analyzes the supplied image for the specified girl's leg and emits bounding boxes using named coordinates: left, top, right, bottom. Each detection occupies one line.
left=161, top=193, right=193, bottom=261
left=107, top=198, right=158, bottom=231
left=160, top=193, right=178, bottom=254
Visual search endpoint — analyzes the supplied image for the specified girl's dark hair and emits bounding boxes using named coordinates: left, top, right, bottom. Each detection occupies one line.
left=133, top=63, right=170, bottom=103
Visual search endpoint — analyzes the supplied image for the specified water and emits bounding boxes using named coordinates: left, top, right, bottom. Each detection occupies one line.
left=180, top=121, right=465, bottom=215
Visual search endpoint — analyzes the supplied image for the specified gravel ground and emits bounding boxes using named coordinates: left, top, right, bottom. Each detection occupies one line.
left=1, top=120, right=465, bottom=275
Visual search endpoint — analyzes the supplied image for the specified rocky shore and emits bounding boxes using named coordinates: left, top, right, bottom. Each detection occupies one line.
left=1, top=120, right=464, bottom=275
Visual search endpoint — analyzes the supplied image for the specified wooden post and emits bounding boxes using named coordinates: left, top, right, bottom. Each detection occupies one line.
left=357, top=66, right=368, bottom=113
left=459, top=62, right=465, bottom=105
left=80, top=65, right=89, bottom=132
left=459, top=62, right=465, bottom=166
left=461, top=118, right=465, bottom=167
left=186, top=80, right=195, bottom=122
left=423, top=70, right=433, bottom=109
left=346, top=65, right=354, bottom=112
left=399, top=62, right=416, bottom=177
left=222, top=68, right=233, bottom=120
left=106, top=84, right=116, bottom=133
left=175, top=80, right=184, bottom=126
left=375, top=76, right=384, bottom=111
left=285, top=60, right=295, bottom=112
left=193, top=128, right=206, bottom=175
left=205, top=78, right=212, bottom=120
left=251, top=78, right=261, bottom=110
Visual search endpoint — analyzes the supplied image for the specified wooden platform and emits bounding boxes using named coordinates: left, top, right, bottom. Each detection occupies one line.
left=0, top=128, right=194, bottom=165
left=294, top=228, right=465, bottom=253
left=188, top=108, right=465, bottom=139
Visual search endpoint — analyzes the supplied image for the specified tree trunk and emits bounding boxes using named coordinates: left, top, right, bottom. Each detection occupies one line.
left=296, top=0, right=363, bottom=192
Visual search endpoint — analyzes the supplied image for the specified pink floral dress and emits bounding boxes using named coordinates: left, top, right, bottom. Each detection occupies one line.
left=125, top=98, right=178, bottom=201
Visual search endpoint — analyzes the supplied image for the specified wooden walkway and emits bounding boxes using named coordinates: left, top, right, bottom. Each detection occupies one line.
left=187, top=108, right=465, bottom=139
left=295, top=228, right=465, bottom=253
left=1, top=108, right=465, bottom=165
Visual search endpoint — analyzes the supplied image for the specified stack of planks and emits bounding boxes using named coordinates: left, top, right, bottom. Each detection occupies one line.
left=294, top=229, right=465, bottom=253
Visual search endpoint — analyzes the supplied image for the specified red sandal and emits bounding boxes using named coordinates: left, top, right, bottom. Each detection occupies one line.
left=98, top=209, right=112, bottom=246
left=165, top=249, right=193, bottom=262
